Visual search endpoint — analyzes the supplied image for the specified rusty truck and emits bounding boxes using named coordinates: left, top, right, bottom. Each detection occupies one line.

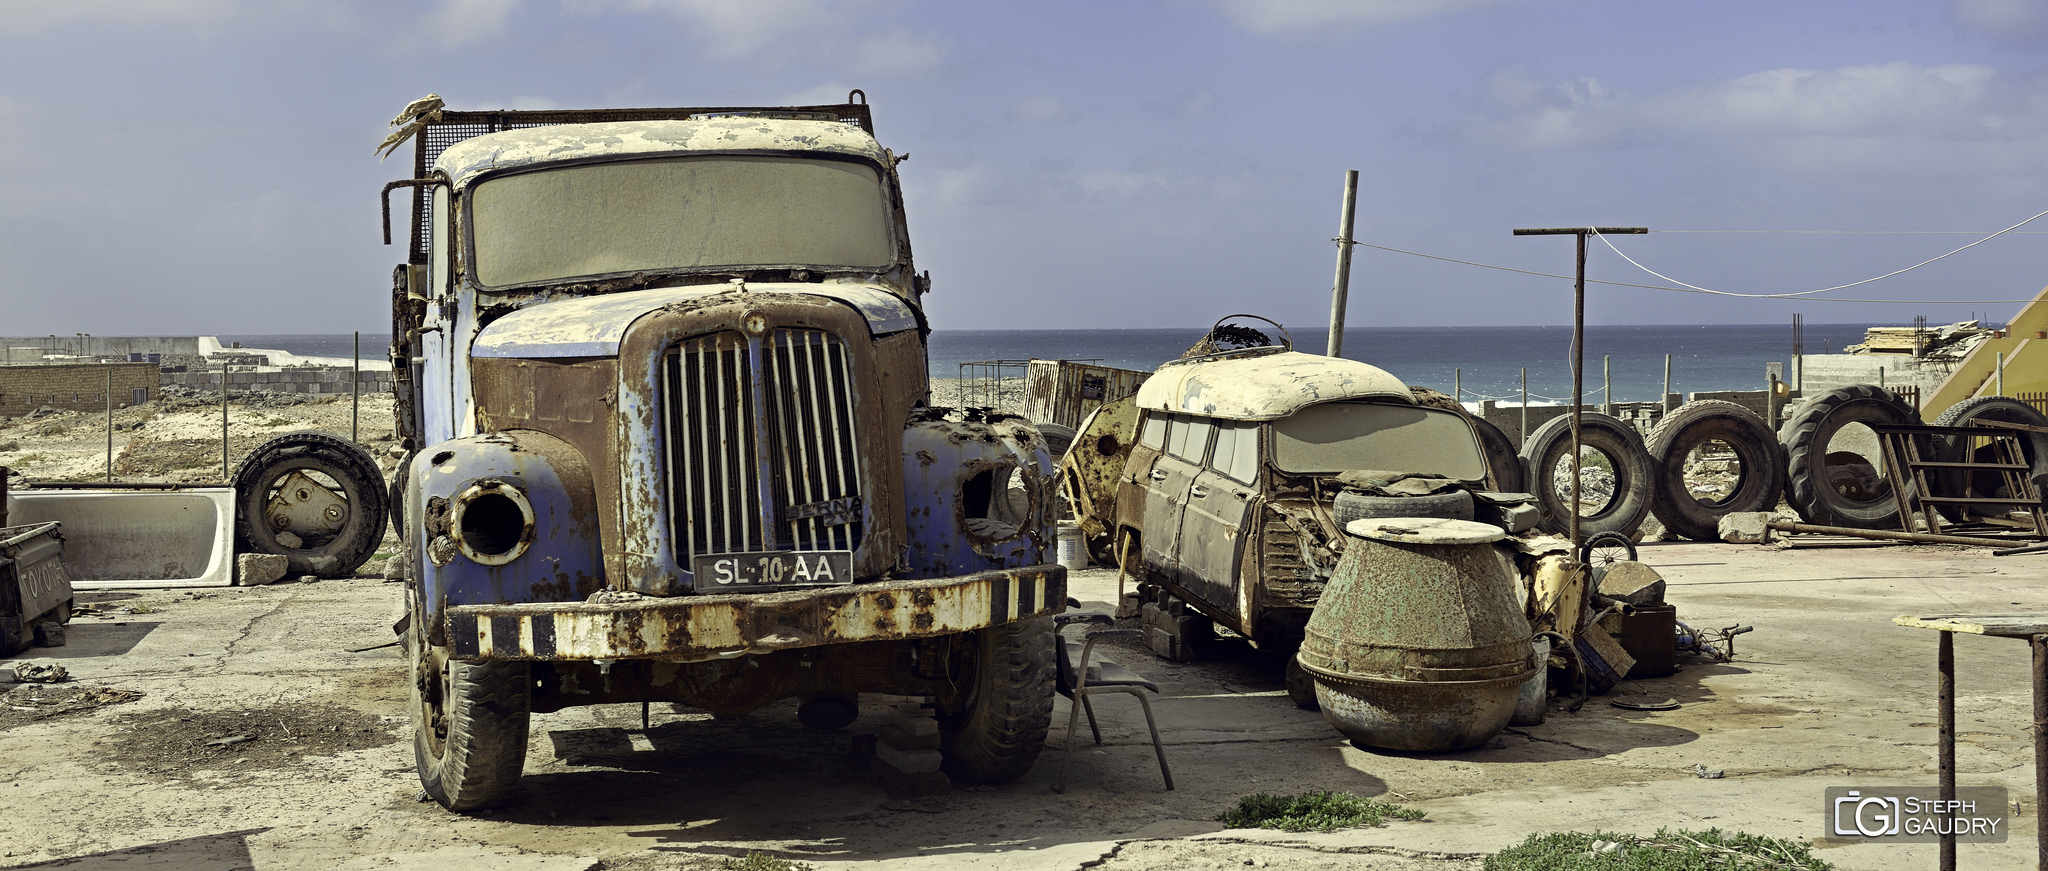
left=378, top=94, right=1065, bottom=809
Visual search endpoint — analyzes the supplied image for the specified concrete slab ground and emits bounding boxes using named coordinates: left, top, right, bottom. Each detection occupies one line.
left=0, top=540, right=2040, bottom=870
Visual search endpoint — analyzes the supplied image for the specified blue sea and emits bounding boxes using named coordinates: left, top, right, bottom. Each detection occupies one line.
left=231, top=322, right=1877, bottom=406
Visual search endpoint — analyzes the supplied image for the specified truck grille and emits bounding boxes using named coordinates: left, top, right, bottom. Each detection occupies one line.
left=664, top=329, right=864, bottom=569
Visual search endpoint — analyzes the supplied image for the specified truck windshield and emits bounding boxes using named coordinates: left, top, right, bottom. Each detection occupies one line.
left=1270, top=402, right=1488, bottom=480
left=469, top=155, right=896, bottom=288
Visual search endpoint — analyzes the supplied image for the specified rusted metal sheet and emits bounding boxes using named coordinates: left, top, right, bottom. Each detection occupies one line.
left=1, top=522, right=71, bottom=656
left=434, top=117, right=891, bottom=191
left=1061, top=396, right=1139, bottom=565
left=445, top=564, right=1066, bottom=662
left=472, top=284, right=917, bottom=359
left=1134, top=349, right=1412, bottom=421
left=901, top=410, right=1055, bottom=578
left=1025, top=360, right=1150, bottom=429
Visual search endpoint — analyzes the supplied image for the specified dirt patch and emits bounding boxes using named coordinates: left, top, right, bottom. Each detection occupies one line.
left=0, top=682, right=145, bottom=727
left=95, top=702, right=404, bottom=780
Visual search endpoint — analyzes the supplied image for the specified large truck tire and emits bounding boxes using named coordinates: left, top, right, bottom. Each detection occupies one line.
left=1781, top=386, right=1920, bottom=529
left=1646, top=400, right=1787, bottom=541
left=1470, top=417, right=1526, bottom=493
left=234, top=431, right=389, bottom=578
left=409, top=594, right=531, bottom=811
left=940, top=616, right=1055, bottom=784
left=1932, top=396, right=2048, bottom=519
left=1036, top=423, right=1077, bottom=460
left=1332, top=489, right=1475, bottom=524
left=1519, top=412, right=1654, bottom=538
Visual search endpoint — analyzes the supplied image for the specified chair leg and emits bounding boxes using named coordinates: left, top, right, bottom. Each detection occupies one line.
left=1056, top=692, right=1084, bottom=794
left=1133, top=691, right=1174, bottom=791
left=1082, top=693, right=1103, bottom=744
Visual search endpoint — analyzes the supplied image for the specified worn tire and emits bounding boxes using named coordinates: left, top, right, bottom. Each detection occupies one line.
left=1285, top=656, right=1320, bottom=711
left=1036, top=423, right=1076, bottom=460
left=1519, top=412, right=1654, bottom=538
left=1332, top=489, right=1475, bottom=524
left=1932, top=396, right=2048, bottom=519
left=233, top=431, right=389, bottom=578
left=1646, top=400, right=1787, bottom=541
left=1470, top=417, right=1526, bottom=493
left=940, top=616, right=1056, bottom=784
left=1781, top=386, right=1921, bottom=529
left=409, top=595, right=530, bottom=811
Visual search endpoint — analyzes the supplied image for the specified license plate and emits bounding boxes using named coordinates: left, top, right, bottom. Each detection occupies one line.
left=692, top=551, right=853, bottom=589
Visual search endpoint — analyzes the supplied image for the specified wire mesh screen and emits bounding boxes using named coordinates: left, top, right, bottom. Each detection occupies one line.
left=405, top=104, right=874, bottom=264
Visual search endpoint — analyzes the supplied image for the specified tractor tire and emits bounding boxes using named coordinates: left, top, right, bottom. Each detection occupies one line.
left=1332, top=489, right=1475, bottom=524
left=409, top=592, right=530, bottom=811
left=1036, top=423, right=1076, bottom=460
left=1519, top=412, right=1654, bottom=538
left=1471, top=416, right=1526, bottom=493
left=940, top=616, right=1056, bottom=785
left=1781, top=386, right=1920, bottom=529
left=1932, top=397, right=2048, bottom=520
left=1647, top=400, right=1787, bottom=541
left=233, top=431, right=388, bottom=578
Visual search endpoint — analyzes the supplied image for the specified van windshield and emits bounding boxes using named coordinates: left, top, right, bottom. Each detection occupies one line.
left=469, top=155, right=896, bottom=287
left=1270, top=402, right=1487, bottom=480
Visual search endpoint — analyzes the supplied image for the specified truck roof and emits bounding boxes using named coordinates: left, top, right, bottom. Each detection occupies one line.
left=434, top=116, right=892, bottom=191
left=1133, top=349, right=1415, bottom=421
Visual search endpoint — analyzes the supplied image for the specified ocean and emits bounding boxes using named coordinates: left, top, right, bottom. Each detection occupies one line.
left=229, top=322, right=1874, bottom=406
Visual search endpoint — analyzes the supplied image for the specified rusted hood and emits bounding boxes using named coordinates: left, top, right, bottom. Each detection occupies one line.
left=434, top=117, right=891, bottom=190
left=473, top=284, right=918, bottom=358
left=1134, top=350, right=1413, bottom=421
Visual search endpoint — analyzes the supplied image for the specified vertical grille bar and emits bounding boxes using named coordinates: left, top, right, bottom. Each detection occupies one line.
left=667, top=328, right=862, bottom=571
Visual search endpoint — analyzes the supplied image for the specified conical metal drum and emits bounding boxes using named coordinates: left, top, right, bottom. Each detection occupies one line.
left=1297, top=516, right=1535, bottom=752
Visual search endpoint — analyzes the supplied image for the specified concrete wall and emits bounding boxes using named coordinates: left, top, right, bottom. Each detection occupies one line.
left=0, top=362, right=159, bottom=416
left=160, top=368, right=395, bottom=395
left=1793, top=353, right=1952, bottom=408
left=0, top=336, right=204, bottom=358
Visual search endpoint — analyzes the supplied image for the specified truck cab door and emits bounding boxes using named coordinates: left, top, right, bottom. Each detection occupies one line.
left=1140, top=414, right=1206, bottom=582
left=417, top=185, right=455, bottom=445
left=1175, top=421, right=1256, bottom=627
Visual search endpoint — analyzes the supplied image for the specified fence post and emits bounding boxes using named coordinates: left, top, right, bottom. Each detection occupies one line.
left=1519, top=368, right=1528, bottom=449
left=1454, top=368, right=1461, bottom=405
left=1663, top=353, right=1673, bottom=416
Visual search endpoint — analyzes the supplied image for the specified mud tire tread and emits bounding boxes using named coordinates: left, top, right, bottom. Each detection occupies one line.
left=1517, top=412, right=1655, bottom=538
left=941, top=616, right=1055, bottom=784
left=1646, top=400, right=1787, bottom=541
left=233, top=430, right=389, bottom=578
left=1780, top=386, right=1920, bottom=528
left=411, top=618, right=531, bottom=811
left=1332, top=490, right=1476, bottom=525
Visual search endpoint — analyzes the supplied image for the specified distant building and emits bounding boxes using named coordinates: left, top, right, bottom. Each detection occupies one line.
left=0, top=362, right=158, bottom=417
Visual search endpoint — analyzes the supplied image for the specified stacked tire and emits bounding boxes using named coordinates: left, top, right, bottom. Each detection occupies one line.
left=1779, top=386, right=1922, bottom=529
left=1645, top=401, right=1786, bottom=541
left=1518, top=412, right=1654, bottom=538
left=1930, top=396, right=2048, bottom=520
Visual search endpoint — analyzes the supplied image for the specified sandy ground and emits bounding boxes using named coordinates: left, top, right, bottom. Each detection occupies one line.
left=0, top=543, right=2041, bottom=870
left=0, top=391, right=402, bottom=486
left=1, top=391, right=2043, bottom=869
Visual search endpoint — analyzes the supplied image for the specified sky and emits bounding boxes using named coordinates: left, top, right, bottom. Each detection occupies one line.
left=3, top=0, right=2048, bottom=333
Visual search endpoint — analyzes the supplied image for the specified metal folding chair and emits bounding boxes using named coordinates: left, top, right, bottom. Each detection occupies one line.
left=1053, top=613, right=1173, bottom=793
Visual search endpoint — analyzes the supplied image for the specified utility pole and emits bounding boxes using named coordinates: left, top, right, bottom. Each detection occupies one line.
left=1512, top=226, right=1647, bottom=551
left=1327, top=170, right=1360, bottom=358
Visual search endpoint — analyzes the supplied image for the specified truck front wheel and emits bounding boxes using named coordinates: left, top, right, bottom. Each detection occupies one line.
left=939, top=616, right=1055, bottom=784
left=410, top=609, right=531, bottom=810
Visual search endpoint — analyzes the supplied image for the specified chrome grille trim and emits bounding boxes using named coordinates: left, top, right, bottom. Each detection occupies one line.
left=665, top=328, right=863, bottom=569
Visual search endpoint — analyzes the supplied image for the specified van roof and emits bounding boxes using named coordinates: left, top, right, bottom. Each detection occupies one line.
left=433, top=116, right=890, bottom=190
left=1133, top=349, right=1415, bottom=421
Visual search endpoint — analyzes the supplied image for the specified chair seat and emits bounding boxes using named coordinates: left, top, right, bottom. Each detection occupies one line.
left=1058, top=637, right=1158, bottom=694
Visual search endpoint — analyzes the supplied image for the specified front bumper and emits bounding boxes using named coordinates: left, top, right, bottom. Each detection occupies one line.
left=445, top=564, right=1067, bottom=662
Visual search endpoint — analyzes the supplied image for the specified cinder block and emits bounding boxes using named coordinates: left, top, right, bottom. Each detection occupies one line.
left=886, top=708, right=939, bottom=737
left=237, top=553, right=290, bottom=586
left=871, top=756, right=951, bottom=797
left=879, top=723, right=941, bottom=752
left=873, top=739, right=943, bottom=774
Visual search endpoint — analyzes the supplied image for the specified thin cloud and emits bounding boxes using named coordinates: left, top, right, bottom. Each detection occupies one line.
left=1951, top=0, right=2048, bottom=46
left=425, top=0, right=522, bottom=47
left=1200, top=0, right=1523, bottom=34
left=1009, top=94, right=1068, bottom=123
left=565, top=0, right=943, bottom=73
left=0, top=0, right=236, bottom=34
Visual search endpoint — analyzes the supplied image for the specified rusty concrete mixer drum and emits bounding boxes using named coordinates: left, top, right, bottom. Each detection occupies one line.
left=1296, top=516, right=1536, bottom=752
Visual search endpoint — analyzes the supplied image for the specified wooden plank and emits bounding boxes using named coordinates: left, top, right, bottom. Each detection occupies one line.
left=1894, top=614, right=2048, bottom=637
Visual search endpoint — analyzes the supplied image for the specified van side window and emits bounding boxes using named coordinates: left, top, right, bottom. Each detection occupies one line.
left=1140, top=413, right=1167, bottom=450
left=1170, top=415, right=1213, bottom=462
left=1210, top=421, right=1237, bottom=477
left=1226, top=423, right=1261, bottom=482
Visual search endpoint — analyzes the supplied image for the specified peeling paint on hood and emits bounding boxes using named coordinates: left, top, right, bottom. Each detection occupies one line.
left=1134, top=349, right=1414, bottom=421
left=473, top=284, right=917, bottom=358
left=434, top=117, right=891, bottom=190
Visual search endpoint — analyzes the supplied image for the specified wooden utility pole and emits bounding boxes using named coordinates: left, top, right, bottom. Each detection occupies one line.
left=1327, top=170, right=1360, bottom=358
left=1511, top=227, right=1647, bottom=550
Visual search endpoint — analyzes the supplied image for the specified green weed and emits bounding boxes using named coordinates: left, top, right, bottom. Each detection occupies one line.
left=1217, top=790, right=1424, bottom=832
left=716, top=852, right=816, bottom=871
left=1485, top=828, right=1831, bottom=870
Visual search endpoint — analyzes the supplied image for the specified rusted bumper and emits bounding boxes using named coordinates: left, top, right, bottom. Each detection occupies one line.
left=444, top=564, right=1066, bottom=662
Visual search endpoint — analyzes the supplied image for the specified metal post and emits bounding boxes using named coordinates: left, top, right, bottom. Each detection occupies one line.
left=1767, top=371, right=1780, bottom=431
left=353, top=331, right=361, bottom=444
left=1326, top=169, right=1360, bottom=358
left=105, top=368, right=114, bottom=483
left=1602, top=354, right=1611, bottom=416
left=1939, top=630, right=1956, bottom=871
left=2033, top=634, right=2047, bottom=871
left=1999, top=351, right=2006, bottom=397
left=1520, top=368, right=1528, bottom=449
left=1454, top=368, right=1462, bottom=405
left=1879, top=366, right=1886, bottom=390
left=1663, top=353, right=1673, bottom=416
left=221, top=360, right=230, bottom=480
left=0, top=464, right=8, bottom=529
